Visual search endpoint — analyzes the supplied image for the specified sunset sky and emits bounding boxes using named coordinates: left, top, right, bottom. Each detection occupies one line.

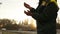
left=0, top=0, right=38, bottom=27
left=0, top=0, right=38, bottom=21
left=0, top=0, right=60, bottom=25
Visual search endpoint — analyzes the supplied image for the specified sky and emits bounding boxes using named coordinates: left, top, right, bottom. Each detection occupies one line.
left=0, top=0, right=39, bottom=27
left=0, top=0, right=38, bottom=21
left=57, top=0, right=60, bottom=19
left=0, top=0, right=60, bottom=24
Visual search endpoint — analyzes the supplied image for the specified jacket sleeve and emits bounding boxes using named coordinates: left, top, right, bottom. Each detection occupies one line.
left=30, top=6, right=46, bottom=13
left=31, top=2, right=59, bottom=22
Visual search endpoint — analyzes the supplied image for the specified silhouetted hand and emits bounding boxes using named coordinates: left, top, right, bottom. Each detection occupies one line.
left=24, top=10, right=32, bottom=16
left=24, top=2, right=32, bottom=10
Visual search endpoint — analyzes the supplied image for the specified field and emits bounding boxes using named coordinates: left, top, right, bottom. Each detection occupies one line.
left=0, top=29, right=60, bottom=34
left=0, top=30, right=37, bottom=34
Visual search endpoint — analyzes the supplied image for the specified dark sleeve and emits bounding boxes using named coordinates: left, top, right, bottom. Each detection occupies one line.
left=31, top=3, right=59, bottom=22
left=30, top=6, right=46, bottom=13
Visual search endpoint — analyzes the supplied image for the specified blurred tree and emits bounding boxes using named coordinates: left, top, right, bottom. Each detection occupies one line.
left=0, top=19, right=12, bottom=28
left=5, top=23, right=19, bottom=30
left=0, top=19, right=20, bottom=30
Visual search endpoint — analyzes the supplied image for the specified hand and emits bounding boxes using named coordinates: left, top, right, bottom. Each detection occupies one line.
left=24, top=2, right=32, bottom=10
left=24, top=10, right=32, bottom=16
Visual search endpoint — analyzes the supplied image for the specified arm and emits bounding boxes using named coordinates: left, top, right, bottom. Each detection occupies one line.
left=30, top=6, right=46, bottom=13
left=31, top=2, right=59, bottom=22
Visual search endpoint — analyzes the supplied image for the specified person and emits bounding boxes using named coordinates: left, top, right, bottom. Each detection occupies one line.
left=24, top=0, right=59, bottom=34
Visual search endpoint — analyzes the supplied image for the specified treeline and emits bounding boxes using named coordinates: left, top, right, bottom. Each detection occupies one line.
left=0, top=18, right=36, bottom=31
left=0, top=18, right=59, bottom=31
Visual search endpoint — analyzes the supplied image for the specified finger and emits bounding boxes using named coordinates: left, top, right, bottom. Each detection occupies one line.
left=24, top=11, right=30, bottom=16
left=24, top=10, right=26, bottom=12
left=24, top=2, right=25, bottom=4
left=27, top=10, right=30, bottom=12
left=24, top=11, right=29, bottom=14
left=24, top=2, right=27, bottom=6
left=24, top=11, right=27, bottom=13
left=24, top=2, right=28, bottom=6
left=24, top=2, right=26, bottom=4
left=27, top=10, right=31, bottom=13
left=24, top=2, right=28, bottom=5
left=24, top=2, right=26, bottom=5
left=24, top=2, right=30, bottom=8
